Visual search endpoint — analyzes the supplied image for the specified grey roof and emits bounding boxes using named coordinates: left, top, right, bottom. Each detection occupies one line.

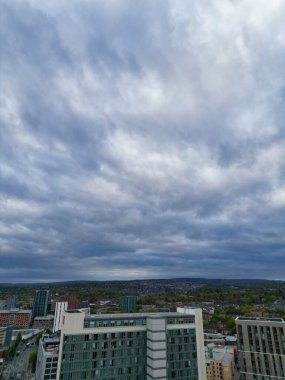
left=83, top=312, right=195, bottom=320
left=236, top=316, right=284, bottom=323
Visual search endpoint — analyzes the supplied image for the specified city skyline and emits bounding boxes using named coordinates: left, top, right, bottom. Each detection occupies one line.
left=1, top=0, right=285, bottom=282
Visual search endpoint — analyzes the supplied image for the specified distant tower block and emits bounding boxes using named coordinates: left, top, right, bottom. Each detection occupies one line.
left=32, top=290, right=49, bottom=320
left=120, top=295, right=137, bottom=312
left=5, top=296, right=17, bottom=309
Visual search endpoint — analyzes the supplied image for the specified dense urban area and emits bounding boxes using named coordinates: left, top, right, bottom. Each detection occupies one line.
left=0, top=278, right=284, bottom=379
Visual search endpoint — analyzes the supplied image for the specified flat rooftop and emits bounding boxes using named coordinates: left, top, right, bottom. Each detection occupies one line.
left=86, top=313, right=195, bottom=319
left=65, top=310, right=196, bottom=319
left=0, top=309, right=32, bottom=313
left=34, top=315, right=54, bottom=320
left=85, top=312, right=193, bottom=319
left=236, top=317, right=284, bottom=323
left=42, top=337, right=60, bottom=353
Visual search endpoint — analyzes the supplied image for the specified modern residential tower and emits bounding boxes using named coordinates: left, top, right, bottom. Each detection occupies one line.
left=120, top=296, right=138, bottom=313
left=56, top=307, right=206, bottom=380
left=236, top=316, right=285, bottom=379
left=36, top=334, right=60, bottom=380
left=33, top=290, right=49, bottom=320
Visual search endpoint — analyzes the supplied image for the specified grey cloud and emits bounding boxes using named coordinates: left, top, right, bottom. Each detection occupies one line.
left=0, top=0, right=285, bottom=282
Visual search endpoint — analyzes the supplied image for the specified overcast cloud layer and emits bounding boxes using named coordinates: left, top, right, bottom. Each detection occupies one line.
left=1, top=0, right=285, bottom=282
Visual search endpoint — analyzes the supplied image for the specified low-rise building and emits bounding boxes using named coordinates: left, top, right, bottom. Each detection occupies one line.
left=33, top=315, right=54, bottom=330
left=205, top=346, right=234, bottom=380
left=204, top=333, right=237, bottom=347
left=0, top=309, right=32, bottom=328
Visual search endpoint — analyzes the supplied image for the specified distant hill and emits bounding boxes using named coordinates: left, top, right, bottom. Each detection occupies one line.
left=0, top=277, right=283, bottom=288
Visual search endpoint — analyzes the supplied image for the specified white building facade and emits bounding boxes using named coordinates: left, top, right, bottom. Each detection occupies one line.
left=53, top=302, right=68, bottom=333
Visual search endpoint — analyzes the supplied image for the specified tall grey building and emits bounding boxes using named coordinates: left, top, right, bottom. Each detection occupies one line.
left=120, top=296, right=137, bottom=313
left=33, top=290, right=49, bottom=320
left=236, top=316, right=285, bottom=380
left=4, top=296, right=17, bottom=309
left=56, top=307, right=206, bottom=380
left=36, top=334, right=60, bottom=380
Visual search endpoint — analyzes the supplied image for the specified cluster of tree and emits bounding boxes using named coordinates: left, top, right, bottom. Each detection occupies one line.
left=8, top=332, right=22, bottom=359
left=1, top=279, right=284, bottom=319
left=28, top=332, right=43, bottom=373
left=29, top=349, right=38, bottom=373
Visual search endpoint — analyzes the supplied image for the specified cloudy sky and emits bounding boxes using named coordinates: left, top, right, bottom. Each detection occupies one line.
left=1, top=0, right=285, bottom=283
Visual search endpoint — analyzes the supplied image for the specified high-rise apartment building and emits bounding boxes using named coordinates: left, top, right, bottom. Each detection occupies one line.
left=4, top=296, right=17, bottom=310
left=236, top=316, right=285, bottom=379
left=33, top=290, right=49, bottom=320
left=56, top=307, right=206, bottom=380
left=120, top=296, right=138, bottom=313
left=36, top=335, right=60, bottom=380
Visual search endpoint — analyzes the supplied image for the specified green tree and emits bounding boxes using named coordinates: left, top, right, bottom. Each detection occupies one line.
left=16, top=332, right=22, bottom=346
left=9, top=343, right=16, bottom=358
left=225, top=317, right=236, bottom=333
left=35, top=333, right=42, bottom=346
left=29, top=349, right=38, bottom=373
